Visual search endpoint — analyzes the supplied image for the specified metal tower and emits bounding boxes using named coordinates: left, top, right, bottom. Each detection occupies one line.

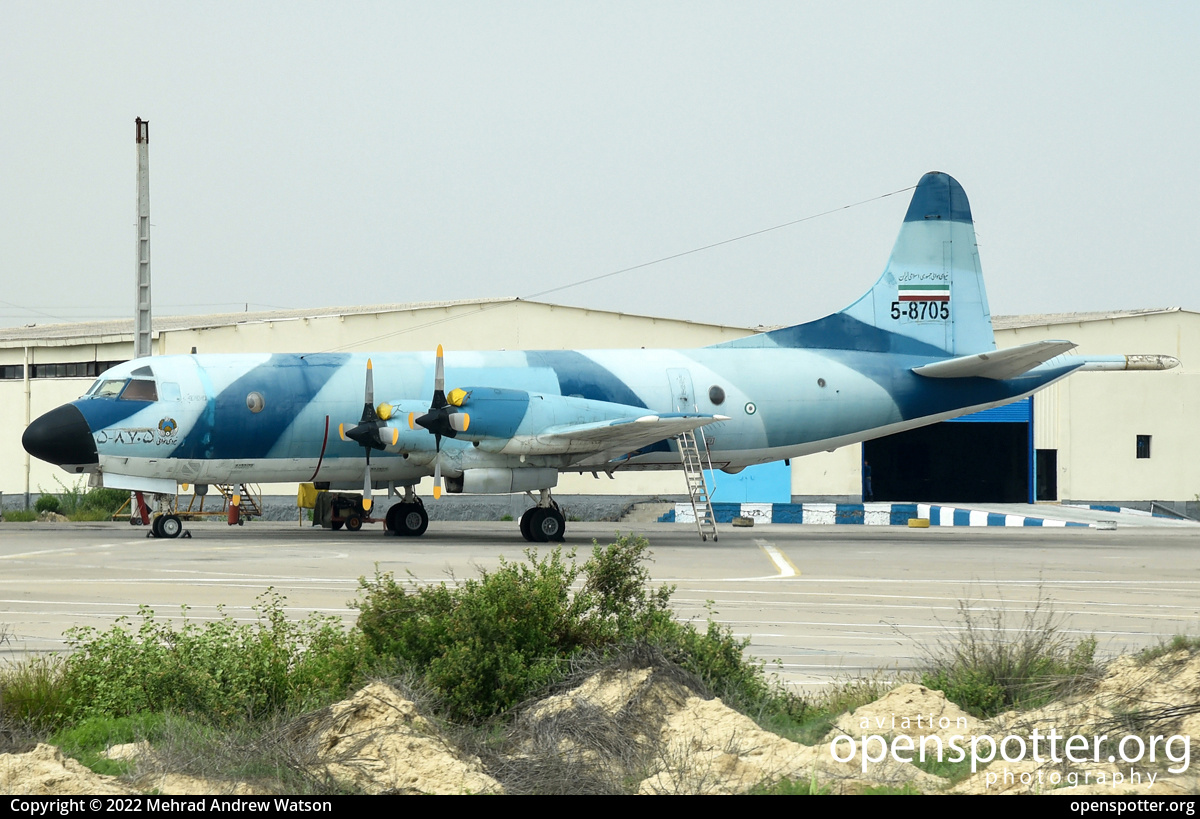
left=134, top=118, right=152, bottom=358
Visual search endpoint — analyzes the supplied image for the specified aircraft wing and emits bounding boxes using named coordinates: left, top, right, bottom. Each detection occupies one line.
left=527, top=413, right=728, bottom=460
left=912, top=340, right=1078, bottom=380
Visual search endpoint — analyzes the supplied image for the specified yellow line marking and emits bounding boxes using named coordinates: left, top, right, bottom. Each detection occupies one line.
left=755, top=539, right=799, bottom=577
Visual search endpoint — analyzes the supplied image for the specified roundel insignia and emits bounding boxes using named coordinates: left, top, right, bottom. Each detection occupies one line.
left=744, top=402, right=756, bottom=415
left=158, top=418, right=178, bottom=435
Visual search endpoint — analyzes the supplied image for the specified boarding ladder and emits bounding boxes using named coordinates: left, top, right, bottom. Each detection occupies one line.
left=212, top=484, right=263, bottom=520
left=676, top=429, right=718, bottom=542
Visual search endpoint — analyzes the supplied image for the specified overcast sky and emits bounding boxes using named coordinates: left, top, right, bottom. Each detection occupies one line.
left=2, top=2, right=1196, bottom=336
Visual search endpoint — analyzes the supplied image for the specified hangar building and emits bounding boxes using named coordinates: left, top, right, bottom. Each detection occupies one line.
left=2, top=302, right=1194, bottom=515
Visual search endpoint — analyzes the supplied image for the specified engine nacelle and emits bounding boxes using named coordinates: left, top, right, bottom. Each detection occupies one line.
left=447, top=467, right=559, bottom=495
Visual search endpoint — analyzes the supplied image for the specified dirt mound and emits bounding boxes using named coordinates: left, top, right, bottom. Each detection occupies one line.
left=312, top=682, right=502, bottom=794
left=0, top=744, right=136, bottom=795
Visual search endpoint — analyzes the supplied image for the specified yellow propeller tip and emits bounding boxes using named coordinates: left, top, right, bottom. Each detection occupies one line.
left=433, top=487, right=442, bottom=500
left=436, top=344, right=443, bottom=357
left=363, top=498, right=373, bottom=512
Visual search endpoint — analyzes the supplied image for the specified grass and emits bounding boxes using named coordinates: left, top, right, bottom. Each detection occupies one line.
left=1138, top=634, right=1200, bottom=663
left=917, top=590, right=1097, bottom=718
left=0, top=654, right=70, bottom=735
left=1, top=510, right=37, bottom=522
left=49, top=714, right=167, bottom=776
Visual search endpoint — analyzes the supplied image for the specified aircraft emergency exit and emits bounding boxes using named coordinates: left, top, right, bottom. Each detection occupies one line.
left=22, top=172, right=1178, bottom=540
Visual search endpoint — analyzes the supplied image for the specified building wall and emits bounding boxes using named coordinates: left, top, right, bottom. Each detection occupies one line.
left=996, top=312, right=1199, bottom=503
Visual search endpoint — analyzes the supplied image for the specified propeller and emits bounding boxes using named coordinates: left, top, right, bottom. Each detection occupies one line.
left=408, top=345, right=470, bottom=499
left=338, top=359, right=399, bottom=513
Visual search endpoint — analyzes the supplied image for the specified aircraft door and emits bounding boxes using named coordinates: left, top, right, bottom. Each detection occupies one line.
left=666, top=368, right=696, bottom=413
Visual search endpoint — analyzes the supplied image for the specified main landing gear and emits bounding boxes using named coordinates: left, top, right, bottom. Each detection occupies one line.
left=519, top=489, right=565, bottom=543
left=384, top=486, right=429, bottom=537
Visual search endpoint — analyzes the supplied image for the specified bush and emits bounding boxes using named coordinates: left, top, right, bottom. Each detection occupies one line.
left=354, top=541, right=669, bottom=722
left=80, top=488, right=129, bottom=515
left=354, top=534, right=800, bottom=727
left=60, top=590, right=365, bottom=725
left=34, top=495, right=60, bottom=515
left=919, top=593, right=1097, bottom=718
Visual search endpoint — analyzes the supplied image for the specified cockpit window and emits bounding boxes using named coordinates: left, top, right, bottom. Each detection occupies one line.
left=120, top=379, right=158, bottom=401
left=93, top=380, right=126, bottom=398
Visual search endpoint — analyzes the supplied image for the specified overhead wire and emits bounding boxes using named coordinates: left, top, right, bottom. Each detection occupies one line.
left=324, top=183, right=917, bottom=352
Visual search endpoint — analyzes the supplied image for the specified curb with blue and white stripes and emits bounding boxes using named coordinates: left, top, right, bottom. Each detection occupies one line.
left=660, top=502, right=1088, bottom=527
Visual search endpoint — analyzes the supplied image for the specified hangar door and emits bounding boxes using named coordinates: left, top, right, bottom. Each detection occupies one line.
left=862, top=398, right=1033, bottom=504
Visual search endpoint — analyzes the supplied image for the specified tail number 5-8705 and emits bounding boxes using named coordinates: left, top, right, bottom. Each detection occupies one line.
left=891, top=301, right=949, bottom=321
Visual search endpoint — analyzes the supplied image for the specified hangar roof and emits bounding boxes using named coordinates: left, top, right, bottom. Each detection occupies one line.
left=993, top=307, right=1194, bottom=330
left=0, top=297, right=757, bottom=347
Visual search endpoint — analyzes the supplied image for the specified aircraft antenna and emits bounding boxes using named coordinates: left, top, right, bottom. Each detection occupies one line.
left=134, top=118, right=152, bottom=358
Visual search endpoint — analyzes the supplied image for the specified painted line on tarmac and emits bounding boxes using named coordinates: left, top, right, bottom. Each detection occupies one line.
left=755, top=539, right=799, bottom=577
left=0, top=543, right=117, bottom=560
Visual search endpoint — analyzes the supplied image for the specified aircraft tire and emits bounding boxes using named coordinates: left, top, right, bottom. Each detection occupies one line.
left=519, top=507, right=536, bottom=542
left=331, top=520, right=344, bottom=531
left=345, top=515, right=363, bottom=532
left=159, top=515, right=183, bottom=539
left=530, top=508, right=565, bottom=543
left=150, top=515, right=164, bottom=538
left=399, top=504, right=429, bottom=537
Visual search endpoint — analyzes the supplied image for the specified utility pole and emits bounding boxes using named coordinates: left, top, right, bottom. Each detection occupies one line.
left=134, top=118, right=152, bottom=358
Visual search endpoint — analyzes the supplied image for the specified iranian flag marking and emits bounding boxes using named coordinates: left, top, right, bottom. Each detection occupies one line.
left=898, top=283, right=950, bottom=302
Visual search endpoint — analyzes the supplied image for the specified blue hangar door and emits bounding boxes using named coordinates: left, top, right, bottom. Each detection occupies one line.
left=862, top=398, right=1034, bottom=504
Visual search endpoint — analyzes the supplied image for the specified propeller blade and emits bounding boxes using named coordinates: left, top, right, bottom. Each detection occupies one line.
left=433, top=450, right=442, bottom=500
left=431, top=345, right=446, bottom=409
left=364, top=358, right=375, bottom=414
left=449, top=412, right=469, bottom=433
left=363, top=450, right=373, bottom=512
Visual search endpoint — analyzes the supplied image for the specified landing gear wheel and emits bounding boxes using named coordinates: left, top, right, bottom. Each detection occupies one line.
left=397, top=504, right=429, bottom=537
left=331, top=520, right=344, bottom=531
left=150, top=515, right=164, bottom=538
left=530, top=507, right=566, bottom=543
left=159, top=515, right=183, bottom=539
left=345, top=516, right=363, bottom=532
left=519, top=507, right=537, bottom=542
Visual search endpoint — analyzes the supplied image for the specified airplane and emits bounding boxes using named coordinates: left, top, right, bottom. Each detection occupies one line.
left=21, top=171, right=1179, bottom=541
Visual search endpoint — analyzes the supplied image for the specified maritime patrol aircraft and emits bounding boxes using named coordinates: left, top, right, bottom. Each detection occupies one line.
left=21, top=172, right=1178, bottom=540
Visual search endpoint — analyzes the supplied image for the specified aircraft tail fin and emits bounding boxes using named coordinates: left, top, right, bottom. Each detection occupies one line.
left=717, top=171, right=995, bottom=357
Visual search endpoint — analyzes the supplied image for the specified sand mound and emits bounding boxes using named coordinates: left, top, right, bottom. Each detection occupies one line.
left=0, top=743, right=136, bottom=795
left=313, top=681, right=502, bottom=794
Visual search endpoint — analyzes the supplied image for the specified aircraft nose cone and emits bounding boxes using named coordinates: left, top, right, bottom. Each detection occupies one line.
left=22, top=404, right=98, bottom=472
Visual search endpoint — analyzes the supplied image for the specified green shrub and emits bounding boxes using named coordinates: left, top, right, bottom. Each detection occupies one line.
left=61, top=590, right=365, bottom=724
left=354, top=534, right=800, bottom=728
left=34, top=495, right=60, bottom=515
left=1, top=510, right=37, bottom=522
left=79, top=488, right=129, bottom=515
left=919, top=594, right=1097, bottom=718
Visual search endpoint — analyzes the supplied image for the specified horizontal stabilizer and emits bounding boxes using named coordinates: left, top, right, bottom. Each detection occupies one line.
left=913, top=340, right=1077, bottom=380
left=534, top=413, right=728, bottom=457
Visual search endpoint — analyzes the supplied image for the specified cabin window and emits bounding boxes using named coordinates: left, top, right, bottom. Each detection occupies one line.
left=160, top=382, right=182, bottom=402
left=120, top=379, right=158, bottom=401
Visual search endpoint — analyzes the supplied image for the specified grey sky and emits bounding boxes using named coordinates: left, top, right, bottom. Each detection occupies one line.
left=2, top=2, right=1197, bottom=333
